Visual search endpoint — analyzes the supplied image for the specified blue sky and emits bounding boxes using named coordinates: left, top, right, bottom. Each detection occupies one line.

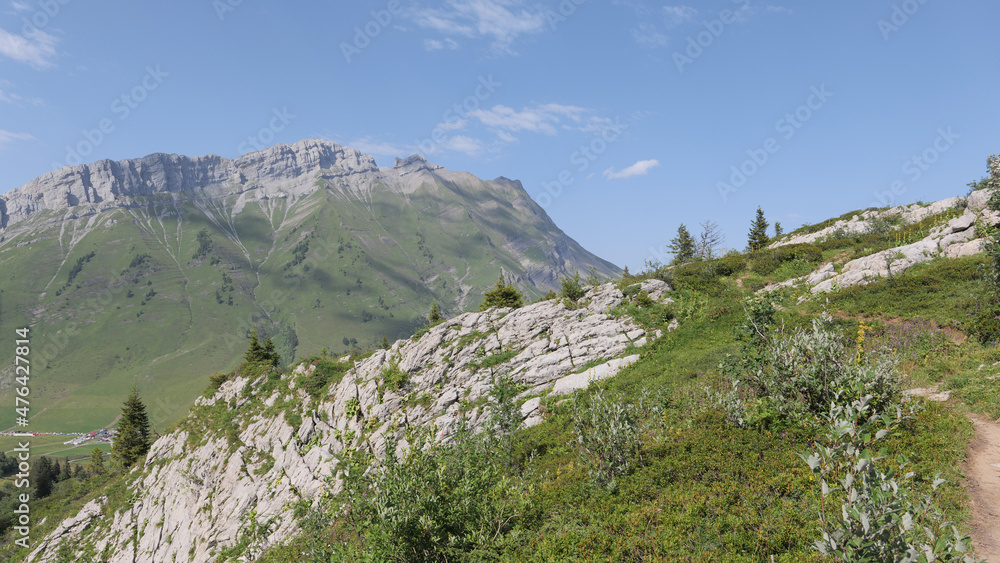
left=1, top=0, right=998, bottom=271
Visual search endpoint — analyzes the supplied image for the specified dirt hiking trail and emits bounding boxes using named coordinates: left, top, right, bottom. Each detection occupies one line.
left=967, top=414, right=1000, bottom=563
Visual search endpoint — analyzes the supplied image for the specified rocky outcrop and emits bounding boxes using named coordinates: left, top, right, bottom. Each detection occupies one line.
left=760, top=190, right=996, bottom=296
left=808, top=193, right=993, bottom=294
left=772, top=196, right=968, bottom=248
left=27, top=282, right=666, bottom=562
left=0, top=140, right=380, bottom=229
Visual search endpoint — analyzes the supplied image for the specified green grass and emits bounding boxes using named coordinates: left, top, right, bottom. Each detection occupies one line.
left=0, top=177, right=602, bottom=433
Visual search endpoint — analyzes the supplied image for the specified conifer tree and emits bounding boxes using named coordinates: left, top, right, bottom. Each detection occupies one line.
left=747, top=207, right=771, bottom=252
left=479, top=274, right=524, bottom=310
left=381, top=336, right=390, bottom=350
left=428, top=301, right=443, bottom=324
left=87, top=447, right=106, bottom=476
left=245, top=328, right=280, bottom=367
left=33, top=456, right=54, bottom=498
left=774, top=221, right=783, bottom=238
left=667, top=224, right=696, bottom=264
left=111, top=386, right=151, bottom=469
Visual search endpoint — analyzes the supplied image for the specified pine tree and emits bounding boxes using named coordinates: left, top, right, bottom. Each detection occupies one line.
left=747, top=207, right=771, bottom=252
left=667, top=224, right=696, bottom=265
left=381, top=336, right=390, bottom=350
left=111, top=386, right=151, bottom=469
left=774, top=221, right=784, bottom=238
left=33, top=456, right=54, bottom=498
left=480, top=274, right=524, bottom=310
left=87, top=447, right=106, bottom=476
left=245, top=328, right=264, bottom=363
left=245, top=328, right=280, bottom=367
left=428, top=301, right=443, bottom=324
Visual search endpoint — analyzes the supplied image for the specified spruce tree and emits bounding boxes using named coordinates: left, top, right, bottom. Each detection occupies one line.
left=428, top=301, right=443, bottom=324
left=381, top=336, right=390, bottom=350
left=245, top=328, right=280, bottom=367
left=111, top=386, right=151, bottom=469
left=747, top=207, right=771, bottom=252
left=245, top=328, right=265, bottom=363
left=479, top=275, right=524, bottom=310
left=33, top=456, right=54, bottom=498
left=667, top=224, right=696, bottom=264
left=87, top=447, right=106, bottom=476
left=774, top=221, right=783, bottom=238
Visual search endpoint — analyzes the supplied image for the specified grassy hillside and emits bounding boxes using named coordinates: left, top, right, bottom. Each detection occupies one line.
left=0, top=176, right=614, bottom=432
left=6, top=219, right=997, bottom=561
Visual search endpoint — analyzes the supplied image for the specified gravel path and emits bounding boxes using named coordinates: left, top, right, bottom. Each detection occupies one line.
left=967, top=414, right=1000, bottom=563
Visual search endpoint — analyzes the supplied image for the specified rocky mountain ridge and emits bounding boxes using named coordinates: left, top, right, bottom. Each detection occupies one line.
left=0, top=139, right=620, bottom=431
left=26, top=280, right=671, bottom=562
left=766, top=188, right=997, bottom=295
left=0, top=140, right=378, bottom=229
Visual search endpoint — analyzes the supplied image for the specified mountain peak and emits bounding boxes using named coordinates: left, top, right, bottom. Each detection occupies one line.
left=0, top=139, right=379, bottom=230
left=393, top=154, right=443, bottom=174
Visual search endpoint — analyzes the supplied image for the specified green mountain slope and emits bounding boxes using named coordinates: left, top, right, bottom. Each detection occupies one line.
left=0, top=141, right=619, bottom=432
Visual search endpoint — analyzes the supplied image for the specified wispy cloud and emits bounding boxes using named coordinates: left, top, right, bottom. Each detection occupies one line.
left=346, top=137, right=408, bottom=157
left=662, top=5, right=697, bottom=27
left=411, top=0, right=549, bottom=55
left=603, top=159, right=660, bottom=180
left=423, top=37, right=460, bottom=51
left=632, top=23, right=667, bottom=47
left=469, top=103, right=587, bottom=136
left=0, top=88, right=44, bottom=106
left=9, top=1, right=31, bottom=12
left=0, top=26, right=58, bottom=69
left=0, top=129, right=35, bottom=148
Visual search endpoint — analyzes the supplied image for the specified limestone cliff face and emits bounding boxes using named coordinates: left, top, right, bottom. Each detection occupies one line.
left=0, top=140, right=378, bottom=228
left=761, top=189, right=998, bottom=295
left=26, top=281, right=670, bottom=562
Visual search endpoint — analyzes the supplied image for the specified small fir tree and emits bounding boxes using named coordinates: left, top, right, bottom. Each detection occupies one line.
left=111, top=386, right=151, bottom=469
left=381, top=336, right=390, bottom=350
left=428, top=301, right=443, bottom=324
left=667, top=224, right=696, bottom=264
left=33, top=456, right=54, bottom=498
left=747, top=207, right=771, bottom=252
left=245, top=328, right=280, bottom=367
left=480, top=274, right=524, bottom=310
left=774, top=221, right=783, bottom=238
left=87, top=448, right=105, bottom=476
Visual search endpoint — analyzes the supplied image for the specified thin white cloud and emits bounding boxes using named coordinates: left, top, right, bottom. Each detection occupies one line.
left=9, top=1, right=31, bottom=12
left=766, top=5, right=793, bottom=15
left=0, top=26, right=58, bottom=69
left=0, top=129, right=35, bottom=147
left=632, top=22, right=667, bottom=47
left=469, top=103, right=589, bottom=136
left=438, top=135, right=484, bottom=156
left=662, top=5, right=697, bottom=27
left=0, top=88, right=44, bottom=106
left=436, top=118, right=468, bottom=132
left=411, top=0, right=549, bottom=55
left=346, top=137, right=408, bottom=157
left=423, top=37, right=460, bottom=51
left=603, top=159, right=660, bottom=180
